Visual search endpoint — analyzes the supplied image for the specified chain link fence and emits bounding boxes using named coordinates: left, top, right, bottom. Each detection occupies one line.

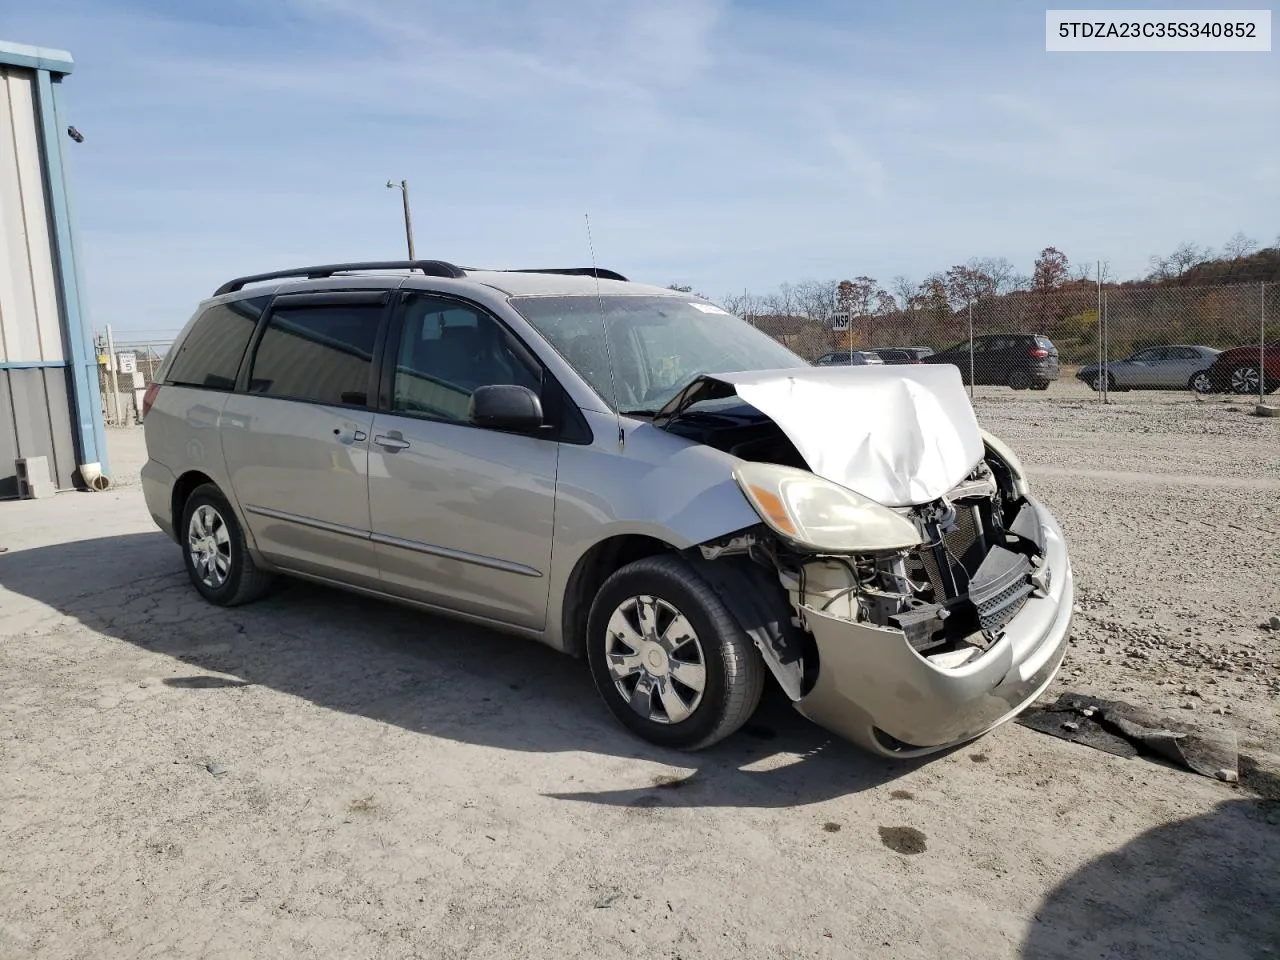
left=94, top=332, right=175, bottom=425
left=743, top=281, right=1274, bottom=404
left=89, top=281, right=1274, bottom=430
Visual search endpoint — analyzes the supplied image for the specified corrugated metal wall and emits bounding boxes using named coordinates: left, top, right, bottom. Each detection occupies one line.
left=0, top=66, right=63, bottom=365
left=0, top=367, right=74, bottom=495
left=0, top=60, right=77, bottom=493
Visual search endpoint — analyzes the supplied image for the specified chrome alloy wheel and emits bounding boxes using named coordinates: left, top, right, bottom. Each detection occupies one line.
left=187, top=504, right=231, bottom=589
left=605, top=595, right=707, bottom=724
left=1230, top=365, right=1261, bottom=395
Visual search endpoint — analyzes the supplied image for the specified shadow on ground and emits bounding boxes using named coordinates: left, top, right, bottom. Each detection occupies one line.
left=0, top=532, right=928, bottom=809
left=1021, top=800, right=1280, bottom=959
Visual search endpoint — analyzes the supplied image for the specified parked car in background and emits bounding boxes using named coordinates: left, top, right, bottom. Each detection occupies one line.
left=813, top=350, right=885, bottom=366
left=141, top=259, right=1072, bottom=758
left=1076, top=345, right=1220, bottom=393
left=922, top=333, right=1060, bottom=390
left=1205, top=341, right=1280, bottom=395
left=872, top=347, right=935, bottom=365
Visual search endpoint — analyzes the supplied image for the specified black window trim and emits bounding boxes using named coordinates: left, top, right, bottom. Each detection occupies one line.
left=235, top=289, right=393, bottom=410
left=378, top=290, right=592, bottom=444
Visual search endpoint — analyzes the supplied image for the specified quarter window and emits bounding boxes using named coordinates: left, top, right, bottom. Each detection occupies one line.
left=166, top=296, right=269, bottom=390
left=248, top=303, right=381, bottom=406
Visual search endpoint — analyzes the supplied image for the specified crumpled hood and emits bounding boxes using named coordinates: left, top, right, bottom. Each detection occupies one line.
left=663, top=365, right=985, bottom=507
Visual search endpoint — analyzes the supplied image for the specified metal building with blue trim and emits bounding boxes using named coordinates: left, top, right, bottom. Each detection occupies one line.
left=0, top=40, right=107, bottom=497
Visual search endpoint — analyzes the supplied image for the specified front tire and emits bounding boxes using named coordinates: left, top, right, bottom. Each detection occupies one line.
left=181, top=484, right=273, bottom=606
left=1189, top=371, right=1214, bottom=394
left=586, top=554, right=765, bottom=750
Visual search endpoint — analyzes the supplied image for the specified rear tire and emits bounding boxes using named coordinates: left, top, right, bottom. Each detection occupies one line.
left=1008, top=369, right=1031, bottom=390
left=1030, top=381, right=1050, bottom=391
left=586, top=554, right=765, bottom=750
left=181, top=484, right=273, bottom=607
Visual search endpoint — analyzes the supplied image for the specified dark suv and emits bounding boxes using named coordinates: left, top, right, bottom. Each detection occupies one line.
left=923, top=334, right=1059, bottom=390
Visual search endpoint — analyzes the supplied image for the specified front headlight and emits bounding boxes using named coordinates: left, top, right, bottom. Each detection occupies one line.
left=732, top=462, right=922, bottom=552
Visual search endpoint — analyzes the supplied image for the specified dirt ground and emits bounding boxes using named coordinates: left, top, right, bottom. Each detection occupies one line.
left=1, top=396, right=1278, bottom=960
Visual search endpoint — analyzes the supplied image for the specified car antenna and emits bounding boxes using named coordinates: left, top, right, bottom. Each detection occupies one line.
left=585, top=213, right=624, bottom=449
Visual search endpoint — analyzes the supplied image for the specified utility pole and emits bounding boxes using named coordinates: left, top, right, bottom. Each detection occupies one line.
left=386, top=179, right=416, bottom=259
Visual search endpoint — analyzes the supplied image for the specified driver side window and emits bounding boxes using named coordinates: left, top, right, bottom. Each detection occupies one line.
left=393, top=295, right=541, bottom=422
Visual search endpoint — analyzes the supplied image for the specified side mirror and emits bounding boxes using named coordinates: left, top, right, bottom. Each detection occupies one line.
left=469, top=384, right=544, bottom=432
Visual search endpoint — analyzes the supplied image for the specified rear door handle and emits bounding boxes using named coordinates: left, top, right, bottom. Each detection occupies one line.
left=374, top=433, right=410, bottom=451
left=332, top=423, right=368, bottom=444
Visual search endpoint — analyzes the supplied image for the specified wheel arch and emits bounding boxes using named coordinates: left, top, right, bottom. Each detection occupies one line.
left=559, top=533, right=678, bottom=658
left=171, top=471, right=262, bottom=558
left=171, top=470, right=217, bottom=534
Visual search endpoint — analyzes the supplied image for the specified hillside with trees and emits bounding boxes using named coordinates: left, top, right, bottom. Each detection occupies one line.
left=704, top=233, right=1279, bottom=363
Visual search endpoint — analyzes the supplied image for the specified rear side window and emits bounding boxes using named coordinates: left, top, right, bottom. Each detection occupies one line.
left=1035, top=336, right=1054, bottom=350
left=166, top=297, right=269, bottom=390
left=248, top=303, right=382, bottom=406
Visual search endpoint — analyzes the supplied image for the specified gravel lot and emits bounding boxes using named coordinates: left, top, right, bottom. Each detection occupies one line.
left=2, top=396, right=1277, bottom=960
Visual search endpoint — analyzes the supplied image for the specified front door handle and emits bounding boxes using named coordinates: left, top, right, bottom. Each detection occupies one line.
left=374, top=433, right=410, bottom=451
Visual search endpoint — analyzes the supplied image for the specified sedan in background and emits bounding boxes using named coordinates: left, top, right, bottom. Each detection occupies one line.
left=814, top=350, right=885, bottom=366
left=1076, top=345, right=1220, bottom=393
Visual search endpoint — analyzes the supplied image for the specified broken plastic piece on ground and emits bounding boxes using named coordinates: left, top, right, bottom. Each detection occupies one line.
left=1017, top=692, right=1238, bottom=782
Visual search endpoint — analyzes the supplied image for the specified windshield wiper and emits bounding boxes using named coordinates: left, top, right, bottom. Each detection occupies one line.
left=619, top=408, right=658, bottom=418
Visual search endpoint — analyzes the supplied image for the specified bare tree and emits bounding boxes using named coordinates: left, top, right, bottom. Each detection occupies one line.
left=891, top=274, right=915, bottom=312
left=720, top=291, right=765, bottom=324
left=1163, top=241, right=1209, bottom=278
left=793, top=278, right=841, bottom=322
left=1146, top=254, right=1173, bottom=281
left=968, top=257, right=1017, bottom=294
left=1222, top=231, right=1258, bottom=260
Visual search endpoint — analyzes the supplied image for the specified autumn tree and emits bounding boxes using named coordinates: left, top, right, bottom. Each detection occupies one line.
left=944, top=263, right=996, bottom=306
left=833, top=277, right=895, bottom=348
left=1032, top=247, right=1070, bottom=292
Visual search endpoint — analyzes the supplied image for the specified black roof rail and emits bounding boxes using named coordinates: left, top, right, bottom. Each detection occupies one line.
left=213, top=260, right=467, bottom=296
left=501, top=267, right=629, bottom=283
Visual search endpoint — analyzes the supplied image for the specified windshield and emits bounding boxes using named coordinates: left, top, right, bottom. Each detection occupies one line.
left=509, top=295, right=807, bottom=413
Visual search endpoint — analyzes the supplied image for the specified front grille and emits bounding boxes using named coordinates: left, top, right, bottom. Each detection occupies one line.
left=975, top=575, right=1033, bottom=632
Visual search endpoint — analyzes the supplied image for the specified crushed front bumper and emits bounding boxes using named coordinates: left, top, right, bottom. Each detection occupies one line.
left=794, top=497, right=1073, bottom=757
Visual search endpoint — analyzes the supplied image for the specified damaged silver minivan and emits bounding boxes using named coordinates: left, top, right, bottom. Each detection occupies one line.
left=142, top=261, right=1073, bottom=757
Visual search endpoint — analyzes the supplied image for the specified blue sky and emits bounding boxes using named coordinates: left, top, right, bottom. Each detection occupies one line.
left=8, top=0, right=1278, bottom=334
